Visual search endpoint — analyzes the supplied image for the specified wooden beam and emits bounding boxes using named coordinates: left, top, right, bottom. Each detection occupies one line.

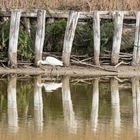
left=93, top=11, right=100, bottom=65
left=111, top=11, right=124, bottom=65
left=8, top=10, right=21, bottom=68
left=62, top=11, right=79, bottom=66
left=132, top=12, right=140, bottom=66
left=0, top=10, right=135, bottom=20
left=35, top=10, right=46, bottom=66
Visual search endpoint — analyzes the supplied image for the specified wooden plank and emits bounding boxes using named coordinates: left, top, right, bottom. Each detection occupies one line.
left=35, top=10, right=46, bottom=66
left=8, top=10, right=21, bottom=67
left=111, top=11, right=124, bottom=65
left=93, top=11, right=100, bottom=65
left=132, top=12, right=140, bottom=66
left=62, top=11, right=79, bottom=66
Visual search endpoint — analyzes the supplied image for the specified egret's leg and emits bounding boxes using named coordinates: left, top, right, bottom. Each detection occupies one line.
left=56, top=67, right=60, bottom=80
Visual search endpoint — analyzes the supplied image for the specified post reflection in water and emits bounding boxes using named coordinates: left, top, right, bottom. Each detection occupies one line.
left=7, top=76, right=18, bottom=133
left=62, top=76, right=77, bottom=134
left=34, top=76, right=43, bottom=133
left=91, top=78, right=99, bottom=132
left=110, top=78, right=121, bottom=138
left=132, top=78, right=140, bottom=137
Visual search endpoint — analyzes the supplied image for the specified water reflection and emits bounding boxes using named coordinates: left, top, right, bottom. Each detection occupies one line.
left=43, top=82, right=62, bottom=92
left=0, top=76, right=140, bottom=139
left=62, top=76, right=77, bottom=134
left=37, top=81, right=62, bottom=92
left=91, top=78, right=99, bottom=132
left=110, top=78, right=121, bottom=139
left=7, top=76, right=18, bottom=133
left=34, top=76, right=43, bottom=132
left=132, top=78, right=140, bottom=137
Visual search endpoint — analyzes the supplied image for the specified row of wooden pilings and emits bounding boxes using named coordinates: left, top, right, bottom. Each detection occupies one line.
left=2, top=9, right=140, bottom=67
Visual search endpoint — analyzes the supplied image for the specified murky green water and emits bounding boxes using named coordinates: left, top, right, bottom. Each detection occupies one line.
left=0, top=76, right=139, bottom=140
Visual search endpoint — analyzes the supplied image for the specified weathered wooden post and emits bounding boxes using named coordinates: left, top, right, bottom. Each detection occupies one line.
left=62, top=11, right=79, bottom=66
left=93, top=11, right=100, bottom=65
left=132, top=12, right=140, bottom=66
left=111, top=11, right=124, bottom=65
left=35, top=10, right=46, bottom=66
left=8, top=10, right=21, bottom=68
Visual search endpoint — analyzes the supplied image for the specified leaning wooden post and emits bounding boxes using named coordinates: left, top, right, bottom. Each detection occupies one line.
left=62, top=11, right=79, bottom=66
left=132, top=12, right=140, bottom=66
left=93, top=11, right=100, bottom=65
left=35, top=10, right=46, bottom=66
left=8, top=10, right=21, bottom=68
left=111, top=11, right=124, bottom=65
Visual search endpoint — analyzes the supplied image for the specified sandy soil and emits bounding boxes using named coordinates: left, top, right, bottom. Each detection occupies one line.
left=0, top=65, right=140, bottom=78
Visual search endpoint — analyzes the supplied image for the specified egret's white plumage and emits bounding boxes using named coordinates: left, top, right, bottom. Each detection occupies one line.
left=37, top=56, right=63, bottom=66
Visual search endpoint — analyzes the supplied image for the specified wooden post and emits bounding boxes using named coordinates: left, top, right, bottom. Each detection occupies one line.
left=93, top=11, right=100, bottom=65
left=111, top=11, right=124, bottom=65
left=35, top=10, right=46, bottom=66
left=8, top=10, right=21, bottom=68
left=62, top=11, right=79, bottom=66
left=23, top=18, right=31, bottom=35
left=132, top=12, right=140, bottom=66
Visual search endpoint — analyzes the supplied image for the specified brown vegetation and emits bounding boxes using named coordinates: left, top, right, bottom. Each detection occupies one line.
left=0, top=0, right=140, bottom=11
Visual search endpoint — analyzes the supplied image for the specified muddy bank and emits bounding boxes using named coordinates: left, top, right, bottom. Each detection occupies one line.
left=0, top=65, right=139, bottom=78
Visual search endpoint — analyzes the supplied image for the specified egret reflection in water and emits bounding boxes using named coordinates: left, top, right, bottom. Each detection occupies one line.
left=37, top=81, right=62, bottom=92
left=7, top=76, right=18, bottom=133
left=62, top=76, right=77, bottom=134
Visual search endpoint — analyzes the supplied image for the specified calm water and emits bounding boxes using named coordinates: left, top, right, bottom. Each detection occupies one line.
left=0, top=76, right=139, bottom=140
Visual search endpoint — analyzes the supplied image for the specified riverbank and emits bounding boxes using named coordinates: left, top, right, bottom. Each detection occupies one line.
left=0, top=65, right=139, bottom=78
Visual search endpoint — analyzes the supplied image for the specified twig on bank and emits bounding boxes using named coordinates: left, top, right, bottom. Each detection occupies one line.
left=114, top=61, right=130, bottom=68
left=71, top=59, right=118, bottom=73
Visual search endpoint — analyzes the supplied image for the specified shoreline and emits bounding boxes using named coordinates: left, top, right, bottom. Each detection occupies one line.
left=0, top=65, right=139, bottom=78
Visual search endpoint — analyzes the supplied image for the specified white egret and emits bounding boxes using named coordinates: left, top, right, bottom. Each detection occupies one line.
left=37, top=56, right=63, bottom=66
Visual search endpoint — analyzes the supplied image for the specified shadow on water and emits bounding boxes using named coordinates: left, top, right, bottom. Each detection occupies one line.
left=0, top=75, right=140, bottom=139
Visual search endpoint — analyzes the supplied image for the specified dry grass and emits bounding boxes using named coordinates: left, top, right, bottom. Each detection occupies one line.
left=0, top=0, right=140, bottom=10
